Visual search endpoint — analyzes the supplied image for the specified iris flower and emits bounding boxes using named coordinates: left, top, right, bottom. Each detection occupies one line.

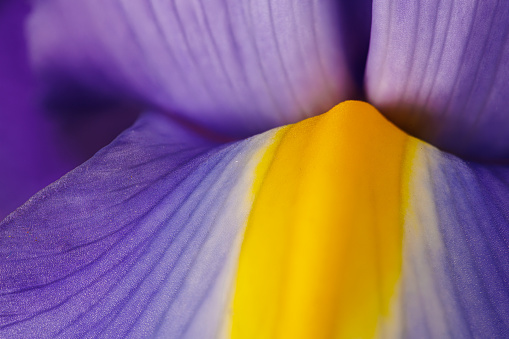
left=1, top=0, right=509, bottom=338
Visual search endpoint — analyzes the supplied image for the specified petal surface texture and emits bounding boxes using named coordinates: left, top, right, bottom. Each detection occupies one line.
left=231, top=101, right=407, bottom=338
left=231, top=101, right=509, bottom=338
left=27, top=0, right=368, bottom=139
left=0, top=112, right=279, bottom=338
left=401, top=140, right=509, bottom=338
left=3, top=102, right=509, bottom=338
left=366, top=0, right=509, bottom=160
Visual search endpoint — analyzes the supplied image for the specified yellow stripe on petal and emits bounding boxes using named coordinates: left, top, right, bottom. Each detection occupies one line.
left=231, top=101, right=410, bottom=339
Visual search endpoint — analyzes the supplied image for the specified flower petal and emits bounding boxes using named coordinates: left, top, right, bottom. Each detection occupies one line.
left=402, top=141, right=509, bottom=337
left=231, top=101, right=406, bottom=338
left=229, top=101, right=509, bottom=337
left=0, top=0, right=139, bottom=219
left=3, top=101, right=509, bottom=337
left=27, top=0, right=370, bottom=139
left=365, top=0, right=509, bottom=160
left=0, top=111, right=277, bottom=337
left=0, top=0, right=70, bottom=219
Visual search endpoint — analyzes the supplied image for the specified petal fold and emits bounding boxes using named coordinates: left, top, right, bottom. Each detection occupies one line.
left=27, top=0, right=369, bottom=138
left=231, top=101, right=406, bottom=338
left=366, top=0, right=509, bottom=160
left=230, top=101, right=509, bottom=338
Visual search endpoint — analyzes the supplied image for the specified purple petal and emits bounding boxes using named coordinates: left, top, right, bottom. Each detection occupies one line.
left=0, top=0, right=74, bottom=219
left=403, top=144, right=509, bottom=337
left=27, top=0, right=370, bottom=139
left=0, top=112, right=275, bottom=337
left=366, top=0, right=509, bottom=160
left=3, top=100, right=509, bottom=337
left=0, top=0, right=140, bottom=219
